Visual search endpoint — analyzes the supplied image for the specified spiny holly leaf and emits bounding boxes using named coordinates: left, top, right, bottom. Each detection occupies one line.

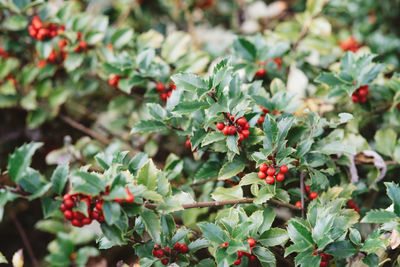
left=137, top=160, right=160, bottom=190
left=131, top=120, right=169, bottom=134
left=211, top=186, right=243, bottom=201
left=361, top=209, right=398, bottom=223
left=198, top=223, right=229, bottom=244
left=385, top=182, right=400, bottom=217
left=171, top=73, right=207, bottom=91
left=259, top=228, right=289, bottom=246
left=51, top=164, right=69, bottom=195
left=218, top=158, right=245, bottom=180
left=141, top=209, right=161, bottom=244
left=8, top=142, right=43, bottom=182
left=324, top=240, right=357, bottom=258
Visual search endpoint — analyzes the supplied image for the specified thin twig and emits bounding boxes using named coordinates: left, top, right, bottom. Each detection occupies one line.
left=300, top=171, right=305, bottom=218
left=9, top=210, right=39, bottom=267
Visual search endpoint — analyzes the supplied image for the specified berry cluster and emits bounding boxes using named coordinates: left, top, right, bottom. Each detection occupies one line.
left=60, top=187, right=134, bottom=227
left=257, top=107, right=282, bottom=125
left=73, top=32, right=87, bottom=53
left=28, top=15, right=65, bottom=40
left=216, top=115, right=250, bottom=141
left=339, top=36, right=360, bottom=53
left=152, top=243, right=189, bottom=265
left=109, top=74, right=121, bottom=89
left=303, top=185, right=318, bottom=200
left=37, top=48, right=67, bottom=68
left=351, top=85, right=368, bottom=103
left=258, top=164, right=288, bottom=184
left=221, top=238, right=257, bottom=265
left=347, top=200, right=360, bottom=213
left=155, top=81, right=176, bottom=102
left=254, top=58, right=282, bottom=79
left=313, top=252, right=333, bottom=267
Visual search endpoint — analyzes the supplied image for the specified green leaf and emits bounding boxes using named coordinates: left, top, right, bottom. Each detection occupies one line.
left=361, top=210, right=397, bottom=223
left=315, top=72, right=346, bottom=87
left=263, top=115, right=279, bottom=146
left=306, top=0, right=326, bottom=15
left=198, top=223, right=229, bottom=244
left=3, top=15, right=28, bottom=31
left=73, top=172, right=106, bottom=195
left=8, top=142, right=42, bottom=182
left=211, top=186, right=243, bottom=201
left=325, top=240, right=357, bottom=258
left=374, top=128, right=397, bottom=156
left=349, top=228, right=361, bottom=245
left=252, top=247, right=276, bottom=264
left=233, top=37, right=256, bottom=61
left=137, top=160, right=159, bottom=190
left=173, top=101, right=209, bottom=114
left=63, top=53, right=84, bottom=72
left=0, top=189, right=18, bottom=221
left=188, top=238, right=210, bottom=253
left=111, top=28, right=134, bottom=49
left=194, top=160, right=220, bottom=181
left=226, top=135, right=240, bottom=154
left=259, top=228, right=289, bottom=246
left=161, top=31, right=191, bottom=63
left=131, top=120, right=168, bottom=134
left=141, top=209, right=161, bottom=244
left=239, top=172, right=265, bottom=186
left=171, top=73, right=207, bottom=91
left=103, top=201, right=121, bottom=225
left=51, top=164, right=69, bottom=194
left=218, top=158, right=245, bottom=180
left=35, top=219, right=65, bottom=234
left=386, top=182, right=400, bottom=217
left=287, top=219, right=313, bottom=245
left=202, top=132, right=226, bottom=147
left=319, top=142, right=356, bottom=155
left=259, top=207, right=276, bottom=233
left=147, top=103, right=166, bottom=120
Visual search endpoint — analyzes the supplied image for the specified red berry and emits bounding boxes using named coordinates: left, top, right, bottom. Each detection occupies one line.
left=230, top=115, right=235, bottom=121
left=96, top=201, right=103, bottom=211
left=236, top=117, right=247, bottom=127
left=247, top=238, right=256, bottom=248
left=71, top=219, right=82, bottom=227
left=244, top=123, right=250, bottom=130
left=173, top=243, right=181, bottom=250
left=73, top=212, right=84, bottom=220
left=109, top=75, right=120, bottom=87
left=280, top=165, right=288, bottom=174
left=222, top=126, right=230, bottom=135
left=276, top=173, right=285, bottom=182
left=79, top=41, right=87, bottom=49
left=305, top=185, right=310, bottom=192
left=309, top=192, right=318, bottom=200
left=156, top=82, right=165, bottom=92
left=64, top=199, right=74, bottom=209
left=257, top=116, right=265, bottom=125
left=125, top=188, right=134, bottom=203
left=295, top=201, right=302, bottom=208
left=266, top=167, right=276, bottom=176
left=237, top=251, right=244, bottom=258
left=249, top=255, right=256, bottom=261
left=234, top=259, right=242, bottom=265
left=161, top=258, right=169, bottom=265
left=154, top=249, right=164, bottom=258
left=351, top=95, right=359, bottom=103
left=259, top=163, right=268, bottom=172
left=76, top=32, right=82, bottom=39
left=238, top=133, right=244, bottom=141
left=48, top=50, right=57, bottom=63
left=320, top=261, right=328, bottom=267
left=179, top=243, right=188, bottom=253
left=228, top=126, right=237, bottom=135
left=241, top=129, right=250, bottom=138
left=169, top=81, right=176, bottom=90
left=216, top=122, right=225, bottom=130
left=32, top=16, right=42, bottom=30
left=266, top=176, right=275, bottom=184
left=60, top=204, right=67, bottom=212
left=255, top=68, right=266, bottom=78
left=220, top=242, right=229, bottom=248
left=82, top=217, right=92, bottom=225
left=64, top=210, right=73, bottom=220
left=258, top=171, right=267, bottom=179
left=98, top=215, right=105, bottom=222
left=91, top=211, right=100, bottom=220
left=58, top=40, right=68, bottom=48
left=185, top=139, right=192, bottom=149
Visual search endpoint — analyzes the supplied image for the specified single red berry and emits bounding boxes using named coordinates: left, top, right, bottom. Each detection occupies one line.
left=222, top=126, right=230, bottom=135
left=71, top=219, right=82, bottom=227
left=351, top=95, right=359, bottom=103
left=60, top=204, right=67, bottom=212
left=257, top=116, right=265, bottom=125
left=216, top=122, right=225, bottom=130
left=319, top=261, right=328, bottom=267
left=64, top=199, right=74, bottom=209
left=280, top=165, right=288, bottom=174
left=63, top=194, right=71, bottom=201
left=266, top=176, right=275, bottom=184
left=295, top=201, right=302, bottom=208
left=64, top=210, right=73, bottom=220
left=236, top=117, right=247, bottom=127
left=98, top=215, right=105, bottom=222
left=247, top=238, right=256, bottom=248
left=259, top=163, right=268, bottom=172
left=185, top=139, right=191, bottom=149
left=258, top=171, right=267, bottom=179
left=91, top=211, right=100, bottom=220
left=305, top=185, right=310, bottom=192
left=309, top=192, right=318, bottom=200
left=266, top=167, right=276, bottom=176
left=156, top=82, right=165, bottom=92
left=228, top=126, right=237, bottom=135
left=276, top=173, right=285, bottom=182
left=161, top=258, right=169, bottom=265
left=32, top=16, right=42, bottom=30
left=242, top=129, right=250, bottom=138
left=154, top=249, right=164, bottom=258
left=255, top=68, right=266, bottom=78
left=125, top=188, right=134, bottom=203
left=82, top=217, right=92, bottom=225
left=234, top=259, right=242, bottom=265
left=244, top=123, right=250, bottom=130
left=179, top=243, right=189, bottom=253
left=237, top=251, right=244, bottom=258
left=96, top=201, right=103, bottom=211
left=73, top=212, right=84, bottom=220
left=230, top=115, right=235, bottom=121
left=169, top=81, right=176, bottom=90
left=220, top=242, right=229, bottom=248
left=238, top=133, right=244, bottom=141
left=173, top=243, right=181, bottom=250
left=249, top=255, right=256, bottom=261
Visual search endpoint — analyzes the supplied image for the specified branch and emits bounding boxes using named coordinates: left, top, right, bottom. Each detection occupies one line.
left=144, top=198, right=301, bottom=211
left=9, top=210, right=39, bottom=267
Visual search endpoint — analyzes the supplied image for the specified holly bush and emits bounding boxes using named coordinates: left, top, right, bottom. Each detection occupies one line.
left=1, top=0, right=400, bottom=266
